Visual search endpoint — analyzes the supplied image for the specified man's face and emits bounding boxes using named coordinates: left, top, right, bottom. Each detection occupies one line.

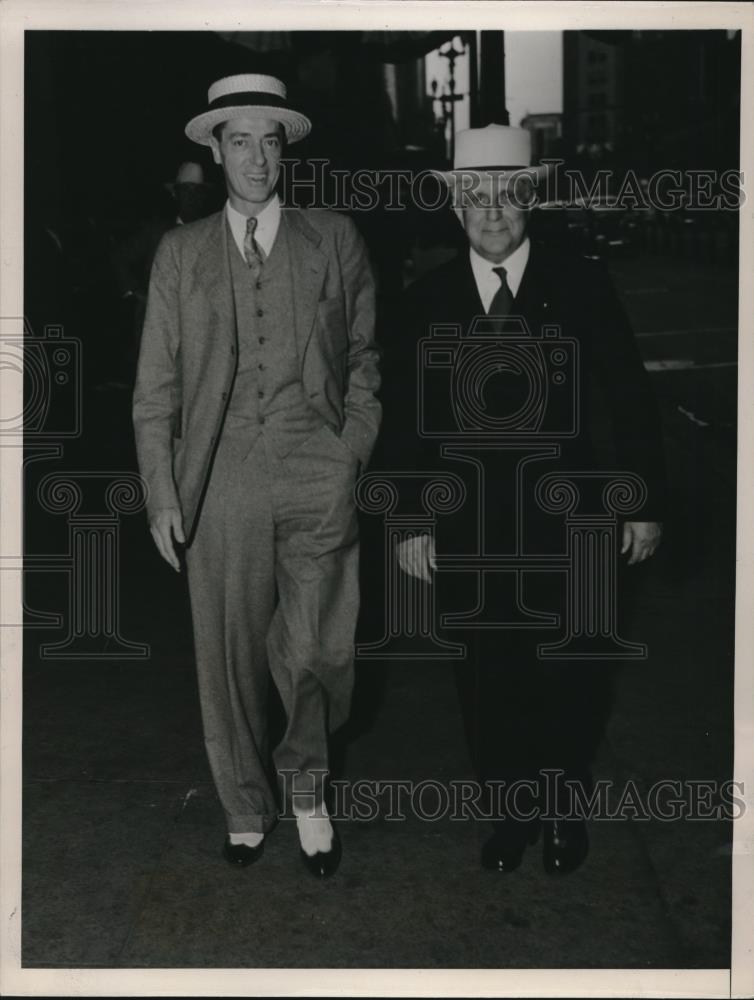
left=210, top=115, right=283, bottom=214
left=457, top=174, right=531, bottom=263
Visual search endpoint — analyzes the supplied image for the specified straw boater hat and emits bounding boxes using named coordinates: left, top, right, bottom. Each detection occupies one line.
left=185, top=74, right=312, bottom=146
left=434, top=124, right=551, bottom=194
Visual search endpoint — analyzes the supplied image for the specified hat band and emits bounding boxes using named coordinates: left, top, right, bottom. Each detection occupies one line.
left=208, top=91, right=291, bottom=113
left=452, top=163, right=531, bottom=171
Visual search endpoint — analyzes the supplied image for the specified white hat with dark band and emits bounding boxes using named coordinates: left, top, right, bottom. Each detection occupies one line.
left=185, top=73, right=312, bottom=146
left=433, top=124, right=551, bottom=184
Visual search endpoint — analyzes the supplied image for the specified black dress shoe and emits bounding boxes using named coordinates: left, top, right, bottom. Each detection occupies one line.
left=300, top=826, right=342, bottom=879
left=222, top=836, right=264, bottom=868
left=481, top=821, right=540, bottom=872
left=542, top=818, right=589, bottom=875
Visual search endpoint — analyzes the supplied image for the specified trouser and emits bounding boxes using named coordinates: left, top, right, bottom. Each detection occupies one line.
left=184, top=424, right=360, bottom=834
left=447, top=567, right=619, bottom=825
left=437, top=450, right=624, bottom=827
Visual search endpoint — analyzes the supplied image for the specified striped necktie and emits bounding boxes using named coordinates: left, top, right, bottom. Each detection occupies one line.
left=243, top=215, right=266, bottom=274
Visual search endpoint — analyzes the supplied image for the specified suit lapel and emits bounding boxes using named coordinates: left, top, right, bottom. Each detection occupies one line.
left=431, top=252, right=485, bottom=335
left=190, top=210, right=236, bottom=344
left=455, top=251, right=485, bottom=328
left=283, top=208, right=327, bottom=359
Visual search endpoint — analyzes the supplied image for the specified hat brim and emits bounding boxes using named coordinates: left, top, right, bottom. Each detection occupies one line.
left=185, top=105, right=312, bottom=146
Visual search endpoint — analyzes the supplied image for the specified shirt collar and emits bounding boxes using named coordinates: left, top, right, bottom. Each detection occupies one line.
left=225, top=194, right=281, bottom=259
left=469, top=235, right=530, bottom=298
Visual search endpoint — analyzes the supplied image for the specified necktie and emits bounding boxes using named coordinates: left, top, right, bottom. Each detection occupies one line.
left=488, top=265, right=513, bottom=317
left=243, top=215, right=266, bottom=275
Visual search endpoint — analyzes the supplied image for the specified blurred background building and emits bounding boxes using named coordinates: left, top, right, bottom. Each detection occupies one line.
left=563, top=29, right=741, bottom=178
left=24, top=27, right=742, bottom=380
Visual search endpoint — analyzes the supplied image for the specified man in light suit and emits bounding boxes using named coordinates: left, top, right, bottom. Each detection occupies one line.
left=133, top=74, right=380, bottom=877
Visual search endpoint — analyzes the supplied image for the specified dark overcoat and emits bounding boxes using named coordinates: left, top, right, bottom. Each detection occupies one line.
left=379, top=241, right=666, bottom=529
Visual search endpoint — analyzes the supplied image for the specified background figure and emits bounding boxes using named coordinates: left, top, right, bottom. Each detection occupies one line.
left=112, top=162, right=219, bottom=383
left=164, top=160, right=219, bottom=226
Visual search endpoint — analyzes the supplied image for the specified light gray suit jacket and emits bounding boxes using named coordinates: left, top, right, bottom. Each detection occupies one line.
left=132, top=206, right=381, bottom=540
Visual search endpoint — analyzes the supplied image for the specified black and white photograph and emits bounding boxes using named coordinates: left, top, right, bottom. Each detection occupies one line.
left=1, top=2, right=753, bottom=996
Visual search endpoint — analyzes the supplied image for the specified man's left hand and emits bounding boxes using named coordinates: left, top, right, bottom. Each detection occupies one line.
left=621, top=521, right=663, bottom=565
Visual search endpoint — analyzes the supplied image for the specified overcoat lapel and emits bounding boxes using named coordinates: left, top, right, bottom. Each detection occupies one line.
left=452, top=252, right=486, bottom=332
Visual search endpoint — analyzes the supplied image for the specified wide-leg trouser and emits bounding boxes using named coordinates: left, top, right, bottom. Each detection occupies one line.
left=184, top=424, right=360, bottom=834
left=447, top=552, right=620, bottom=824
left=438, top=451, right=623, bottom=826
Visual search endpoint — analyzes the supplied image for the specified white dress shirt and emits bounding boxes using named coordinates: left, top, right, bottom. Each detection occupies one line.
left=226, top=194, right=282, bottom=260
left=469, top=236, right=530, bottom=313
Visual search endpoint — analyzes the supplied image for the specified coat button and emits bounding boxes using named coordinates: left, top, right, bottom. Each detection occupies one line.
left=257, top=308, right=264, bottom=317
left=258, top=336, right=266, bottom=344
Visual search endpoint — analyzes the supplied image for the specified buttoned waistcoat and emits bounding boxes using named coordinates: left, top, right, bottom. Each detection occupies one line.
left=224, top=212, right=324, bottom=454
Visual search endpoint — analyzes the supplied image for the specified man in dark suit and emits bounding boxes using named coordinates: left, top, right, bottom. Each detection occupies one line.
left=133, top=74, right=380, bottom=877
left=382, top=125, right=665, bottom=875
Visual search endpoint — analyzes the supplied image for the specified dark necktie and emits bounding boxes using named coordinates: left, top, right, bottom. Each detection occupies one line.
left=243, top=215, right=266, bottom=275
left=488, top=265, right=513, bottom=317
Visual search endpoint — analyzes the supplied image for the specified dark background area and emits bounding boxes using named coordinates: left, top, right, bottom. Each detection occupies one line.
left=24, top=28, right=741, bottom=366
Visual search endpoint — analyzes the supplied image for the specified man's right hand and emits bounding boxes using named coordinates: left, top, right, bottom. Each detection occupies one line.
left=396, top=533, right=437, bottom=584
left=149, top=507, right=185, bottom=572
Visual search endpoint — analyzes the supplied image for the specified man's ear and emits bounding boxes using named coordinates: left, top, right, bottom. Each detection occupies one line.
left=209, top=135, right=222, bottom=166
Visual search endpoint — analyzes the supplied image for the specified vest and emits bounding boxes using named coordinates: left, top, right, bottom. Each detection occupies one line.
left=223, top=213, right=324, bottom=456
